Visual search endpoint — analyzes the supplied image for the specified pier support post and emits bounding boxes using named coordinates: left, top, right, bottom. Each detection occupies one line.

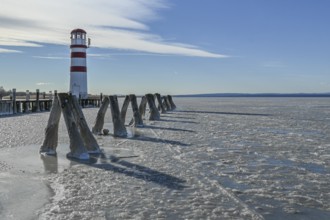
left=12, top=88, right=17, bottom=114
left=39, top=96, right=62, bottom=155
left=17, top=102, right=21, bottom=114
left=129, top=94, right=144, bottom=127
left=71, top=95, right=101, bottom=153
left=92, top=96, right=110, bottom=135
left=109, top=95, right=127, bottom=137
left=139, top=96, right=147, bottom=118
left=24, top=90, right=30, bottom=113
left=146, top=93, right=160, bottom=120
left=163, top=96, right=172, bottom=111
left=155, top=93, right=166, bottom=113
left=120, top=95, right=130, bottom=125
left=58, top=93, right=89, bottom=160
left=167, top=95, right=176, bottom=110
left=36, top=89, right=41, bottom=112
left=99, top=93, right=103, bottom=107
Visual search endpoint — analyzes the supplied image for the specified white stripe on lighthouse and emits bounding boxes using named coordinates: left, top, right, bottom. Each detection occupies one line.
left=71, top=58, right=87, bottom=66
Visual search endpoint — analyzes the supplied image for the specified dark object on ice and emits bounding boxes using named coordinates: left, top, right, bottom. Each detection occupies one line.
left=103, top=129, right=109, bottom=135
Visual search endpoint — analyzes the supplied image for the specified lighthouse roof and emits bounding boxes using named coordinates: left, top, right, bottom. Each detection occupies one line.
left=71, top=28, right=86, bottom=34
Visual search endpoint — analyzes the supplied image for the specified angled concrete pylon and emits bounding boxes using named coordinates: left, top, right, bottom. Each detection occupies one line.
left=58, top=93, right=89, bottom=160
left=120, top=95, right=130, bottom=125
left=155, top=93, right=166, bottom=113
left=146, top=93, right=160, bottom=120
left=139, top=96, right=147, bottom=118
left=71, top=95, right=101, bottom=153
left=167, top=95, right=176, bottom=110
left=92, top=96, right=110, bottom=135
left=109, top=95, right=127, bottom=137
left=129, top=94, right=144, bottom=127
left=163, top=96, right=172, bottom=111
left=39, top=96, right=62, bottom=155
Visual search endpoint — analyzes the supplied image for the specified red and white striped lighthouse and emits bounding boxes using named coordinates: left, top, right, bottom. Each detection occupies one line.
left=70, top=28, right=90, bottom=98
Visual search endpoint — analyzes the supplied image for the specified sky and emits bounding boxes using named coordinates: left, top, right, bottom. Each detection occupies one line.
left=0, top=0, right=329, bottom=95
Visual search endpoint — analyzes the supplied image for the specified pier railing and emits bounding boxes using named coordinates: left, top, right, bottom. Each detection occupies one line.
left=0, top=100, right=13, bottom=116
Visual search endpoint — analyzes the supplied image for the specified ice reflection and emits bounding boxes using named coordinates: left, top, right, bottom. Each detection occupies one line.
left=40, top=154, right=58, bottom=174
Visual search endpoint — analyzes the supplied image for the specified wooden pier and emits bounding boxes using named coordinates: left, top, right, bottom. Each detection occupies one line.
left=0, top=89, right=101, bottom=116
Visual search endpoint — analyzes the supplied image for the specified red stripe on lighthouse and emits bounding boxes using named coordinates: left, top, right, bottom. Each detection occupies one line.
left=71, top=66, right=87, bottom=72
left=70, top=45, right=87, bottom=49
left=71, top=52, right=86, bottom=58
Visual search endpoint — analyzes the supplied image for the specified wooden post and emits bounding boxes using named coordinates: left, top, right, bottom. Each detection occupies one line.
left=24, top=90, right=30, bottom=113
left=26, top=90, right=30, bottom=100
left=120, top=95, right=130, bottom=125
left=36, top=89, right=40, bottom=112
left=139, top=96, right=147, bottom=118
left=42, top=93, right=46, bottom=110
left=92, top=96, right=110, bottom=135
left=146, top=93, right=160, bottom=120
left=12, top=88, right=17, bottom=114
left=155, top=93, right=166, bottom=113
left=109, top=95, right=127, bottom=137
left=17, top=101, right=21, bottom=113
left=58, top=93, right=89, bottom=160
left=167, top=95, right=176, bottom=110
left=71, top=95, right=101, bottom=153
left=39, top=96, right=62, bottom=155
left=129, top=94, right=144, bottom=127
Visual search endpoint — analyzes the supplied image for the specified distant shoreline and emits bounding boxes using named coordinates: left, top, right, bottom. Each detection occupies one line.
left=175, top=93, right=330, bottom=98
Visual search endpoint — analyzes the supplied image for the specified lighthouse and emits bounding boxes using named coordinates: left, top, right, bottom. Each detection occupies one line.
left=69, top=28, right=90, bottom=99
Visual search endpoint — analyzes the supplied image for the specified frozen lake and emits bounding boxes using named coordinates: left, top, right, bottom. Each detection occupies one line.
left=0, top=97, right=329, bottom=219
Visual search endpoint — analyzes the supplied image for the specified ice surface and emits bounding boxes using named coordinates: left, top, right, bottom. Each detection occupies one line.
left=0, top=97, right=329, bottom=219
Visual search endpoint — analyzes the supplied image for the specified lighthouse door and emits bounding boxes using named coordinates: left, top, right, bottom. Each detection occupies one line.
left=72, top=84, right=80, bottom=97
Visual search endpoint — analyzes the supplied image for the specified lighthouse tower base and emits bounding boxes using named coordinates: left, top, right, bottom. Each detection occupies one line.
left=70, top=72, right=88, bottom=99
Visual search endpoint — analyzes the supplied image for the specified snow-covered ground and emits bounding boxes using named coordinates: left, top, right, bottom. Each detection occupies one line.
left=0, top=97, right=329, bottom=219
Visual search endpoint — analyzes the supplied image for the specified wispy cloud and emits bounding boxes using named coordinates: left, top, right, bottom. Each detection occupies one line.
left=0, top=48, right=22, bottom=53
left=36, top=82, right=53, bottom=86
left=33, top=56, right=68, bottom=60
left=0, top=0, right=225, bottom=58
left=89, top=52, right=184, bottom=58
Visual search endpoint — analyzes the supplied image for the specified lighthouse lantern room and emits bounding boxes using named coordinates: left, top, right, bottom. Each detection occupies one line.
left=70, top=28, right=90, bottom=99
